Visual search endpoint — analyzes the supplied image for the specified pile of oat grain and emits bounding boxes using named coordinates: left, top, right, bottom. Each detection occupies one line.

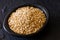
left=8, top=6, right=46, bottom=35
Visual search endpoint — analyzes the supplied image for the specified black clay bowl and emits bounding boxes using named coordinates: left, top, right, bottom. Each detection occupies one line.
left=3, top=3, right=49, bottom=37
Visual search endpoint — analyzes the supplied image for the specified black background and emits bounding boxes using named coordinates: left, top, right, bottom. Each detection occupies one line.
left=0, top=0, right=60, bottom=40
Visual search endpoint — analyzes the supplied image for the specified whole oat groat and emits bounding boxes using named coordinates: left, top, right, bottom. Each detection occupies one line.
left=8, top=6, right=46, bottom=35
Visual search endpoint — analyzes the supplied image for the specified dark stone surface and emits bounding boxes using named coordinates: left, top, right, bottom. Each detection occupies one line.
left=0, top=0, right=60, bottom=40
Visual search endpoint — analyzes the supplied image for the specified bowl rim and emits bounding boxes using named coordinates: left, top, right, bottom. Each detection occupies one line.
left=3, top=3, right=49, bottom=37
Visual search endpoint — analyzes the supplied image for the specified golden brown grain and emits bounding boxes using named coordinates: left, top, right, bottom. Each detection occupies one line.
left=8, top=6, right=46, bottom=35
